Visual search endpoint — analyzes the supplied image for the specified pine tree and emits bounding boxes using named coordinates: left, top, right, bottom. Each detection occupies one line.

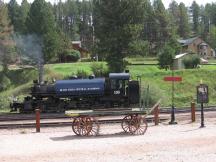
left=7, top=0, right=20, bottom=32
left=191, top=1, right=200, bottom=33
left=199, top=5, right=209, bottom=40
left=205, top=3, right=216, bottom=26
left=26, top=0, right=61, bottom=63
left=79, top=0, right=93, bottom=49
left=208, top=25, right=216, bottom=49
left=17, top=0, right=30, bottom=33
left=178, top=2, right=190, bottom=38
left=141, top=0, right=154, bottom=54
left=0, top=2, right=15, bottom=72
left=168, top=0, right=179, bottom=34
left=153, top=0, right=170, bottom=51
left=93, top=0, right=146, bottom=72
left=62, top=0, right=80, bottom=40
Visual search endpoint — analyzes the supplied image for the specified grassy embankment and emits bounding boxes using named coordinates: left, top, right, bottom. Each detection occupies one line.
left=1, top=60, right=216, bottom=112
left=0, top=67, right=38, bottom=112
left=0, top=62, right=105, bottom=112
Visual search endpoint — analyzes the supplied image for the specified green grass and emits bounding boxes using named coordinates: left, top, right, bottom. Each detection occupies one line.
left=46, top=62, right=107, bottom=77
left=126, top=57, right=158, bottom=64
left=207, top=59, right=216, bottom=64
left=0, top=67, right=37, bottom=110
left=128, top=65, right=216, bottom=107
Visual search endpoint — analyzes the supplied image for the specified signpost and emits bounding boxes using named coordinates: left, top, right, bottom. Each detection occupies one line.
left=164, top=76, right=182, bottom=82
left=197, top=84, right=208, bottom=128
left=164, top=72, right=182, bottom=125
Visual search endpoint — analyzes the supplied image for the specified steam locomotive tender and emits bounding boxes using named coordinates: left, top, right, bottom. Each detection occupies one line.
left=11, top=73, right=140, bottom=113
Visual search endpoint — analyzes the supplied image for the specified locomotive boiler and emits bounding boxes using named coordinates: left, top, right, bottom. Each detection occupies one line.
left=10, top=72, right=140, bottom=113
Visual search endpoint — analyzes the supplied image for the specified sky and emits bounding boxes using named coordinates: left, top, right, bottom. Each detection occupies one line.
left=162, top=0, right=215, bottom=8
left=3, top=0, right=216, bottom=8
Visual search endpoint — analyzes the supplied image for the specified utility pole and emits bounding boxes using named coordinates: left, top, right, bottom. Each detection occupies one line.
left=169, top=68, right=177, bottom=125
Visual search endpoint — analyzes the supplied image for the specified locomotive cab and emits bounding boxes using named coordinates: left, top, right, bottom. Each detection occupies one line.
left=109, top=73, right=130, bottom=97
left=108, top=73, right=140, bottom=106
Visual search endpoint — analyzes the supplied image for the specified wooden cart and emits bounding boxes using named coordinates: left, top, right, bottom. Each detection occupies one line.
left=65, top=101, right=160, bottom=136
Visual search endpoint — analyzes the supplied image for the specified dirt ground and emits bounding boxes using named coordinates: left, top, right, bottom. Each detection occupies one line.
left=0, top=116, right=216, bottom=162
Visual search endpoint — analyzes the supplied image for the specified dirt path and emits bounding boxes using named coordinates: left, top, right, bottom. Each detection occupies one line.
left=1, top=117, right=216, bottom=162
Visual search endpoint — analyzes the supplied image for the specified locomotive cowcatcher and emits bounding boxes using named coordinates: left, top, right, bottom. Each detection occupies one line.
left=10, top=72, right=140, bottom=113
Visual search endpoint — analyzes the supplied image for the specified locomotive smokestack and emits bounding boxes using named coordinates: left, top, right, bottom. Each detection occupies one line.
left=38, top=60, right=44, bottom=84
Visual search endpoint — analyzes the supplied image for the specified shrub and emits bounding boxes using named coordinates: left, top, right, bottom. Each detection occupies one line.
left=90, top=63, right=108, bottom=77
left=0, top=74, right=11, bottom=91
left=128, top=40, right=150, bottom=56
left=80, top=58, right=92, bottom=62
left=141, top=84, right=165, bottom=108
left=6, top=68, right=37, bottom=85
left=183, top=55, right=200, bottom=69
left=76, top=69, right=88, bottom=78
left=158, top=45, right=175, bottom=70
left=61, top=49, right=81, bottom=62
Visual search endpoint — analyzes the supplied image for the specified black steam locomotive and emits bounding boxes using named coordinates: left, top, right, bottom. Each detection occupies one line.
left=10, top=73, right=140, bottom=113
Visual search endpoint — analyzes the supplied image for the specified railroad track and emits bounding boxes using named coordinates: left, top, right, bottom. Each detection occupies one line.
left=0, top=113, right=69, bottom=122
left=0, top=117, right=169, bottom=129
left=1, top=106, right=216, bottom=121
left=1, top=110, right=216, bottom=129
left=1, top=105, right=216, bottom=129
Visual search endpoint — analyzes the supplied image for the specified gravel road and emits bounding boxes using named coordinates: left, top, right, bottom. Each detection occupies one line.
left=0, top=118, right=216, bottom=162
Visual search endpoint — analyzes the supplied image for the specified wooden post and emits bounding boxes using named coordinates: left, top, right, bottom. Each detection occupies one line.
left=35, top=109, right=40, bottom=132
left=191, top=102, right=196, bottom=122
left=154, top=105, right=160, bottom=125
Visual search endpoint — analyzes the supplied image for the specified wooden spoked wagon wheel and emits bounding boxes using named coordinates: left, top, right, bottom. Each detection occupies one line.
left=128, top=115, right=148, bottom=135
left=121, top=115, right=136, bottom=133
left=72, top=117, right=81, bottom=135
left=72, top=116, right=100, bottom=136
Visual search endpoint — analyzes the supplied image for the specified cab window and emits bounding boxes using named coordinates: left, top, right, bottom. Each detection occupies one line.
left=111, top=79, right=123, bottom=89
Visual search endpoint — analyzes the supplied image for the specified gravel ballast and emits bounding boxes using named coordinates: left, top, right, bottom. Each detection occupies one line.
left=0, top=119, right=216, bottom=162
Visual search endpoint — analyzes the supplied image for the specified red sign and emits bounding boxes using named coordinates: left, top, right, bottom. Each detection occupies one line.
left=164, top=76, right=182, bottom=82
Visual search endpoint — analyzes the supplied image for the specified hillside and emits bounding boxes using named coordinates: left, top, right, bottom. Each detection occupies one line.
left=1, top=62, right=216, bottom=112
left=129, top=65, right=216, bottom=107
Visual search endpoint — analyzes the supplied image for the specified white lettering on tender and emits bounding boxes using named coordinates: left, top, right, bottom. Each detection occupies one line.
left=59, top=87, right=101, bottom=92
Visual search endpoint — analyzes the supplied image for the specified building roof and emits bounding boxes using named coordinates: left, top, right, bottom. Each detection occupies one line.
left=200, top=58, right=208, bottom=64
left=199, top=42, right=208, bottom=46
left=174, top=53, right=188, bottom=59
left=72, top=41, right=81, bottom=47
left=178, top=37, right=199, bottom=46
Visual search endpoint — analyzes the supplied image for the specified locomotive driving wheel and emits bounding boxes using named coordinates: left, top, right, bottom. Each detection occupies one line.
left=72, top=116, right=100, bottom=136
left=128, top=115, right=148, bottom=135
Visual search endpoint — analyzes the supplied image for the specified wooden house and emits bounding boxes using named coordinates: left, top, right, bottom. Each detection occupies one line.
left=178, top=37, right=215, bottom=59
left=72, top=41, right=90, bottom=58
